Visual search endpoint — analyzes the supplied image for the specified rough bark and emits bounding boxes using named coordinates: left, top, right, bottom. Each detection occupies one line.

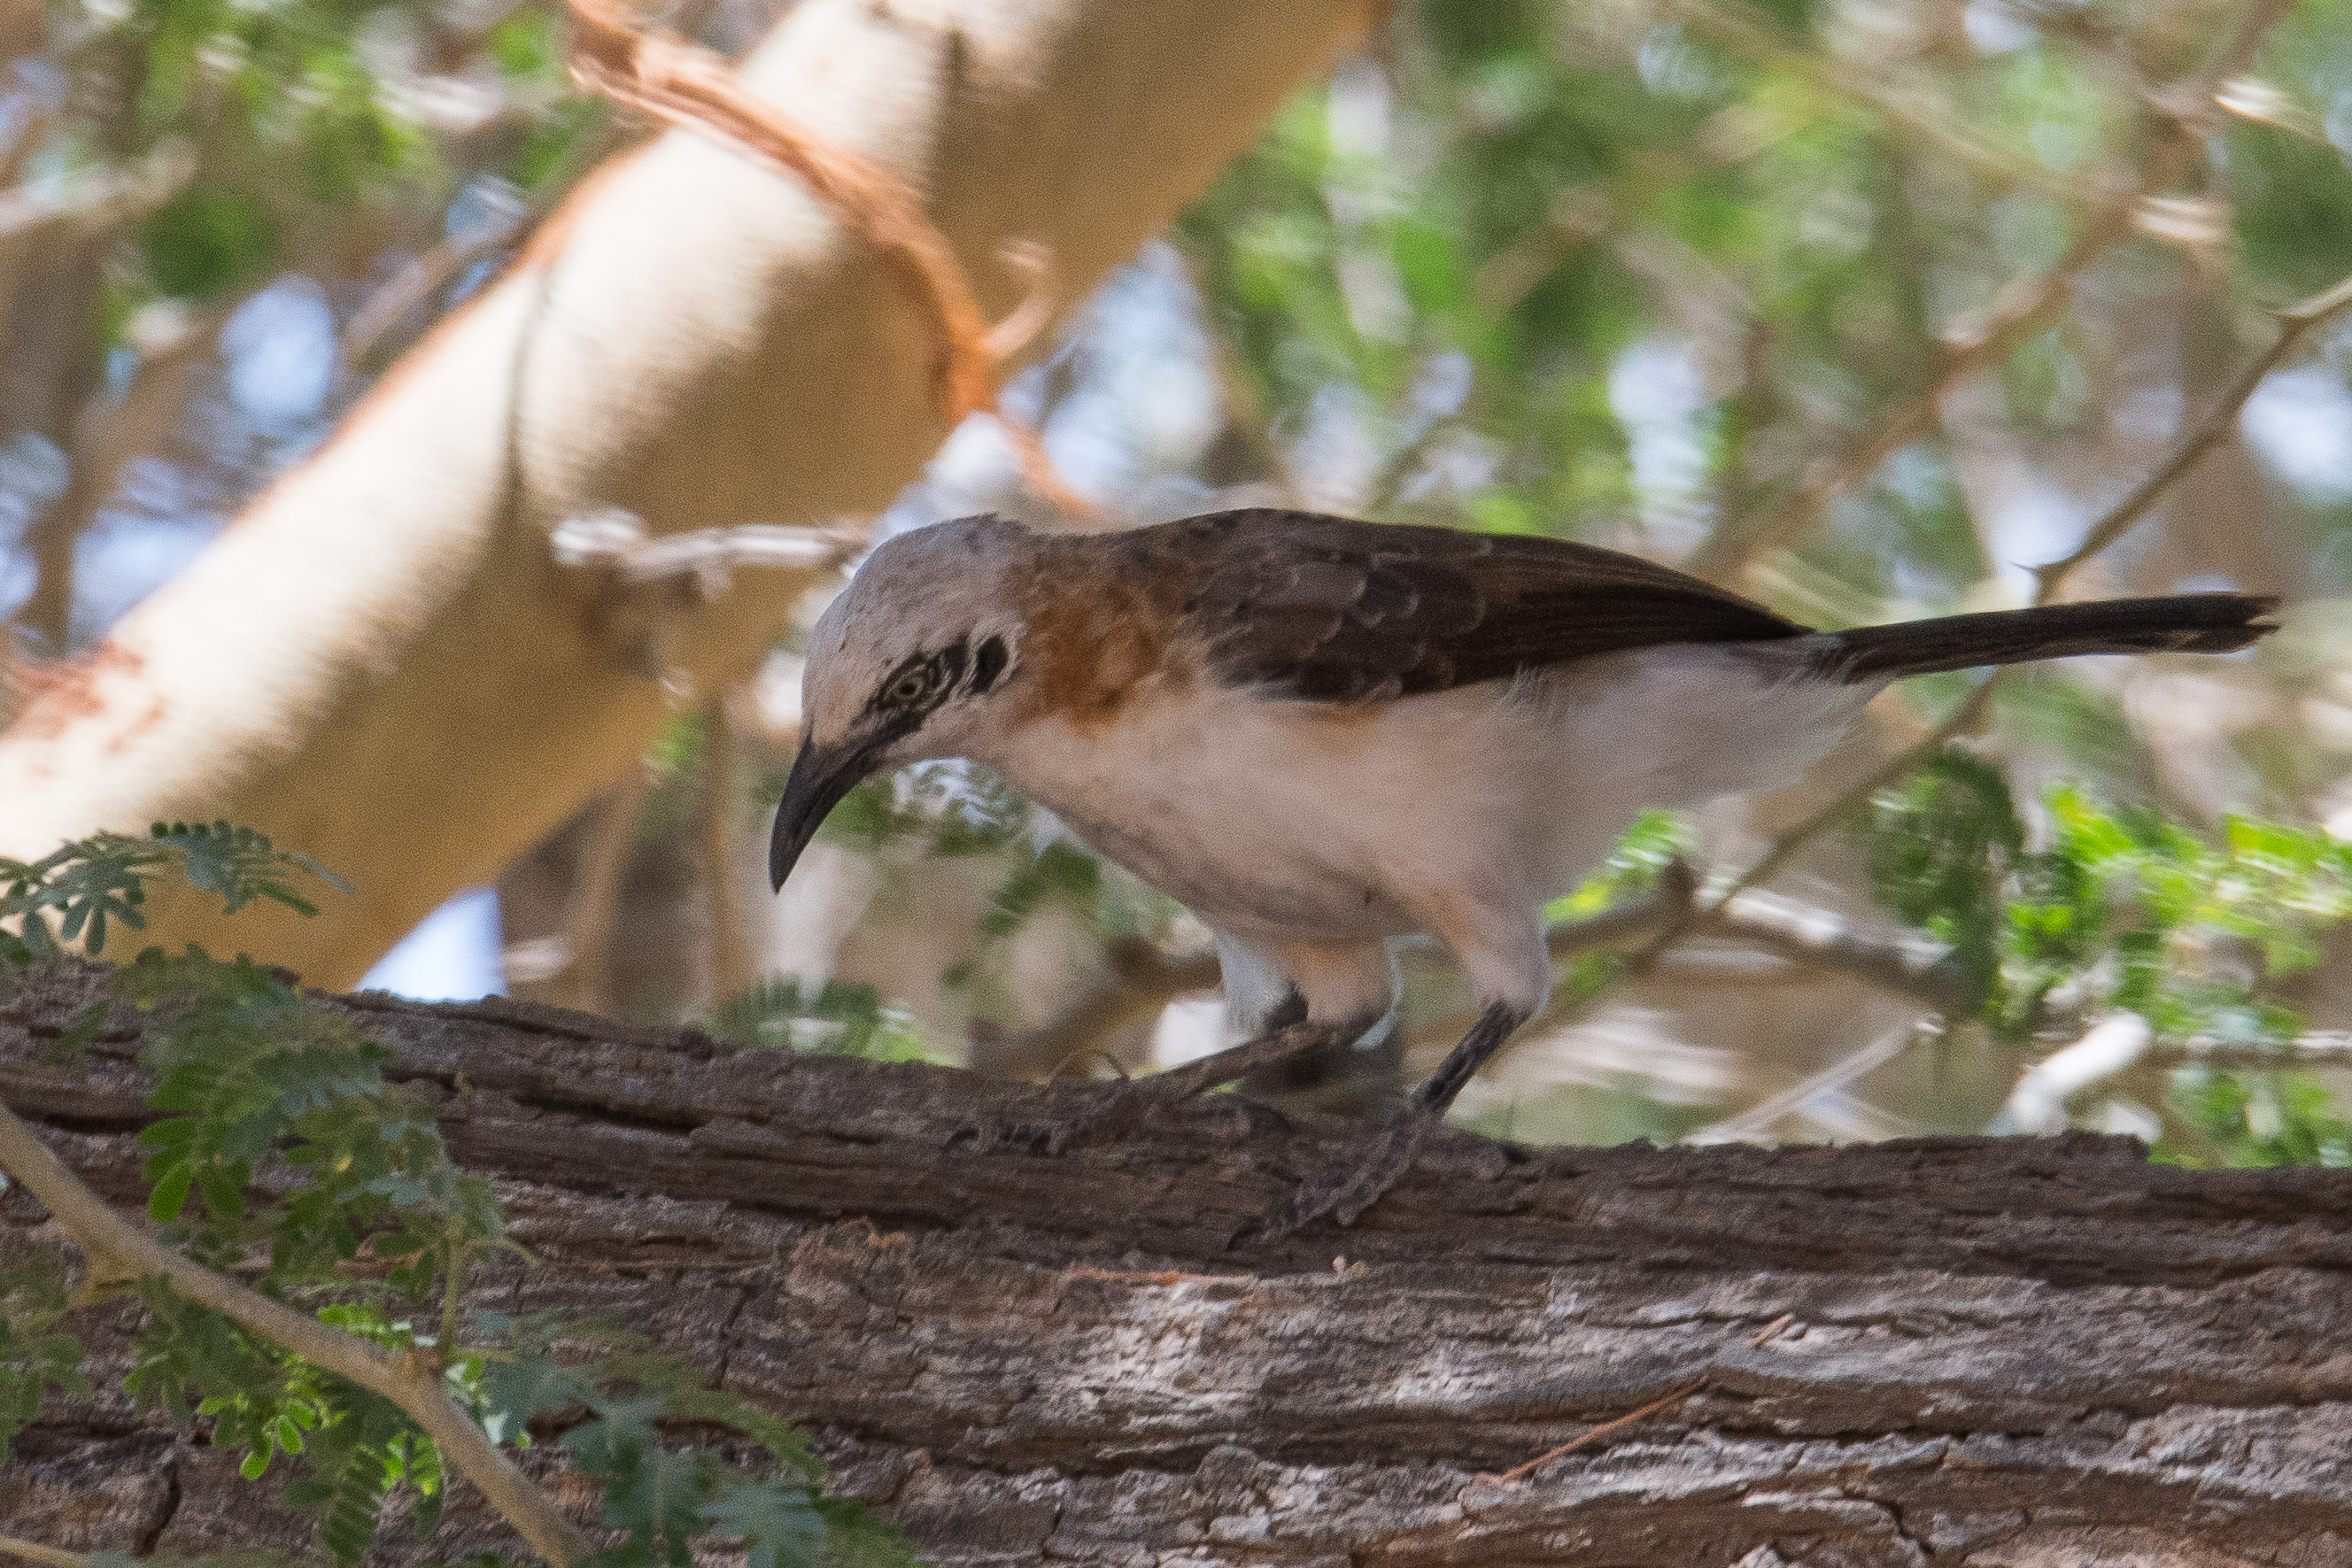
left=0, top=0, right=1367, bottom=987
left=7, top=962, right=2352, bottom=1565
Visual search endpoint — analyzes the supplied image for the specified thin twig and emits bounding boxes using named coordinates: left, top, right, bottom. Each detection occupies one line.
left=343, top=203, right=529, bottom=369
left=2031, top=266, right=2352, bottom=591
left=550, top=770, right=653, bottom=1016
left=1671, top=0, right=2089, bottom=203
left=561, top=0, right=1091, bottom=517
left=1641, top=253, right=2352, bottom=983
left=1687, top=0, right=2294, bottom=584
left=1476, top=1376, right=1710, bottom=1486
left=0, top=1537, right=94, bottom=1568
left=1685, top=1016, right=1938, bottom=1145
left=0, top=1100, right=595, bottom=1565
left=550, top=508, right=860, bottom=593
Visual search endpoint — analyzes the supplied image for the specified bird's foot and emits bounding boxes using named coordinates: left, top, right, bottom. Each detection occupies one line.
left=948, top=1020, right=1352, bottom=1158
left=1233, top=1109, right=1437, bottom=1247
left=947, top=1092, right=1127, bottom=1158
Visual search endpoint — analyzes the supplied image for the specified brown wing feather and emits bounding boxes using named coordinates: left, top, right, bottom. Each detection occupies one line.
left=1168, top=509, right=1810, bottom=701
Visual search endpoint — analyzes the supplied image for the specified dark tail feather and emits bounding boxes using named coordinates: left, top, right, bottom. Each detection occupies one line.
left=1814, top=593, right=2279, bottom=684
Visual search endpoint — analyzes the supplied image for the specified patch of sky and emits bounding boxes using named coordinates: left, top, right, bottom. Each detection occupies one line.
left=1981, top=473, right=2085, bottom=597
left=878, top=242, right=1224, bottom=535
left=1609, top=338, right=1709, bottom=523
left=2243, top=365, right=2352, bottom=505
left=0, top=432, right=66, bottom=630
left=360, top=885, right=507, bottom=1000
left=224, top=277, right=337, bottom=432
left=1962, top=0, right=2036, bottom=53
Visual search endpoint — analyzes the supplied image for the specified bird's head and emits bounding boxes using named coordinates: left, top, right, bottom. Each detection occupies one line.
left=769, top=513, right=1033, bottom=892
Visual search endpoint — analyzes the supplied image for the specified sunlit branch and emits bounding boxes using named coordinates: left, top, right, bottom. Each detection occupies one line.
left=551, top=508, right=860, bottom=595
left=1989, top=1013, right=2153, bottom=1133
left=561, top=0, right=1091, bottom=518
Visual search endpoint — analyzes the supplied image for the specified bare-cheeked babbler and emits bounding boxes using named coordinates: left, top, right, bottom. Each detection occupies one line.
left=768, top=509, right=2277, bottom=1235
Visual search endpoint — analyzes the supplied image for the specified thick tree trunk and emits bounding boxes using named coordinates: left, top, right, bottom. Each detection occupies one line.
left=0, top=0, right=1366, bottom=987
left=8, top=962, right=2352, bottom=1566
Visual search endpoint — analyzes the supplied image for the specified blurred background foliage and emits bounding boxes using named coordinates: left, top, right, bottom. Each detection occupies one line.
left=8, top=0, right=2352, bottom=1164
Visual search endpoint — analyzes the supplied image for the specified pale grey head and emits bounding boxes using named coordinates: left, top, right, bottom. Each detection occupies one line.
left=770, top=514, right=1034, bottom=891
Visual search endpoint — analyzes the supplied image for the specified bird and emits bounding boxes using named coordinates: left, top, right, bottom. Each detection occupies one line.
left=768, top=507, right=2277, bottom=1234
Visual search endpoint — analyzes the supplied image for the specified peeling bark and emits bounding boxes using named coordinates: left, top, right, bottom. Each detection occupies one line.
left=8, top=960, right=2352, bottom=1566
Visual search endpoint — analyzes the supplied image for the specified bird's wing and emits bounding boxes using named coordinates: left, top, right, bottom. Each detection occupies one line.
left=1176, top=509, right=1809, bottom=701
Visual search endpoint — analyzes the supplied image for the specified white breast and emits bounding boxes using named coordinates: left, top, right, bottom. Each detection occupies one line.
left=975, top=645, right=1874, bottom=946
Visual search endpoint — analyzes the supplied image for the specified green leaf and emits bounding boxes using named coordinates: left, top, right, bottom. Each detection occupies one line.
left=700, top=1477, right=825, bottom=1568
left=0, top=1257, right=88, bottom=1464
left=141, top=188, right=278, bottom=300
left=706, top=979, right=926, bottom=1062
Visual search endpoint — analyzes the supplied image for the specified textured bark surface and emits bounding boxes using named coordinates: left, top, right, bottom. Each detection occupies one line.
left=8, top=960, right=2352, bottom=1566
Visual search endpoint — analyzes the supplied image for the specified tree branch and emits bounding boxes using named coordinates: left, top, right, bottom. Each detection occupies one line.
left=1684, top=1016, right=1938, bottom=1145
left=0, top=1536, right=96, bottom=1568
left=1685, top=0, right=2294, bottom=585
left=549, top=508, right=858, bottom=594
left=1645, top=254, right=2352, bottom=985
left=984, top=861, right=1976, bottom=1084
left=0, top=1098, right=596, bottom=1567
left=0, top=0, right=1360, bottom=986
left=1989, top=1013, right=2154, bottom=1134
left=2031, top=266, right=2352, bottom=592
left=561, top=0, right=1091, bottom=515
left=1669, top=0, right=2088, bottom=204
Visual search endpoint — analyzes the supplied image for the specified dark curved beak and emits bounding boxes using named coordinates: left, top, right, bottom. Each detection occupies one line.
left=768, top=737, right=879, bottom=892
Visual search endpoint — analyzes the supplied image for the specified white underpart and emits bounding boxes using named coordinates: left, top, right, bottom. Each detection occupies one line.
left=970, top=644, right=1879, bottom=1024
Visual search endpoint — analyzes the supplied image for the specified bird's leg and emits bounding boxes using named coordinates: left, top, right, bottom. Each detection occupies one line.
left=1244, top=1000, right=1529, bottom=1241
left=956, top=1008, right=1381, bottom=1157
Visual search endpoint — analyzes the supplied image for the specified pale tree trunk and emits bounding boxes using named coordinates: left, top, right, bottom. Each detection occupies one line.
left=0, top=0, right=1369, bottom=987
left=7, top=960, right=2352, bottom=1566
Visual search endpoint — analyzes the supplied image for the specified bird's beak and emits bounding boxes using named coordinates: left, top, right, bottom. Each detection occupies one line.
left=768, top=736, right=880, bottom=892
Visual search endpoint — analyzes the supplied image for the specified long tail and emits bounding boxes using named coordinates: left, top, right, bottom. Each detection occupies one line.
left=1810, top=593, right=2279, bottom=684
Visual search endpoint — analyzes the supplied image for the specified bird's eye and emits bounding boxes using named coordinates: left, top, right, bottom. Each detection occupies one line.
left=881, top=664, right=937, bottom=710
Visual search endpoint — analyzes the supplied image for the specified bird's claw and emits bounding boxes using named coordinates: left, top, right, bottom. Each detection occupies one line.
left=953, top=1078, right=1289, bottom=1157
left=1233, top=1111, right=1435, bottom=1247
left=949, top=1085, right=1136, bottom=1156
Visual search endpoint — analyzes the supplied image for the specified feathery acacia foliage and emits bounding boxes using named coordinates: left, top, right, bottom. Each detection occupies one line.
left=0, top=833, right=909, bottom=1568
